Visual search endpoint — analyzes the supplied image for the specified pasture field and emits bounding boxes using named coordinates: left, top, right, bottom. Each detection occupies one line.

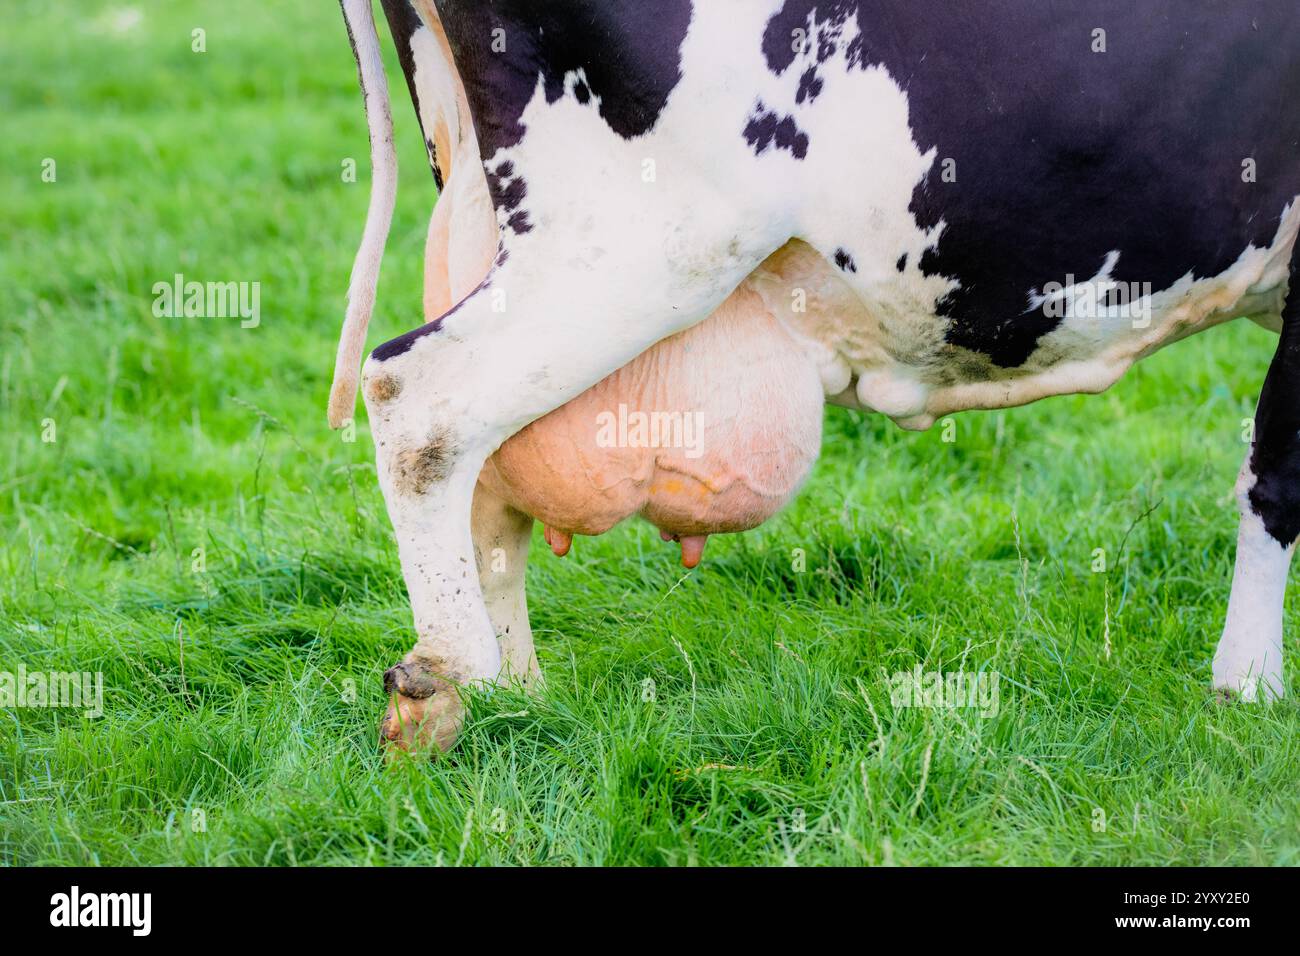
left=1, top=1, right=1297, bottom=866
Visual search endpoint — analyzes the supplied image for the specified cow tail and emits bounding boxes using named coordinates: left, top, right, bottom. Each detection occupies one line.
left=329, top=0, right=398, bottom=429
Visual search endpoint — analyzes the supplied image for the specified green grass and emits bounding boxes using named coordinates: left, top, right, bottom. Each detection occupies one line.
left=1, top=0, right=1297, bottom=866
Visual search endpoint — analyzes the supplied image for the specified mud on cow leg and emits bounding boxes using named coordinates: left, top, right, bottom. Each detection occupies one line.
left=1214, top=249, right=1300, bottom=702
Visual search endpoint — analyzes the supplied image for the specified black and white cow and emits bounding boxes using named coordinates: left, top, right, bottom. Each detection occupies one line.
left=332, top=0, right=1299, bottom=750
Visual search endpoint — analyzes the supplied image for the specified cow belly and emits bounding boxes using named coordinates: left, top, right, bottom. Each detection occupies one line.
left=478, top=284, right=825, bottom=539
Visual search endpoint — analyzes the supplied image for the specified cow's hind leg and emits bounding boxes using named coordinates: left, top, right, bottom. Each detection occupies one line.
left=471, top=480, right=540, bottom=689
left=1213, top=250, right=1300, bottom=702
left=368, top=224, right=775, bottom=751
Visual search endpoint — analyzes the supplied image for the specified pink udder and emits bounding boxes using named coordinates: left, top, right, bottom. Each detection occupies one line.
left=478, top=284, right=825, bottom=563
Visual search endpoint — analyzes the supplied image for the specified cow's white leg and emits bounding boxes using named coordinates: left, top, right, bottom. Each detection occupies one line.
left=1214, top=459, right=1290, bottom=701
left=368, top=220, right=775, bottom=750
left=1213, top=250, right=1298, bottom=701
left=416, top=158, right=535, bottom=699
left=471, top=479, right=540, bottom=688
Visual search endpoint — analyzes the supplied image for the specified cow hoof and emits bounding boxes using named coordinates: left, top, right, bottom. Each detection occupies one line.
left=1210, top=674, right=1282, bottom=705
left=1212, top=686, right=1240, bottom=705
left=379, top=659, right=463, bottom=755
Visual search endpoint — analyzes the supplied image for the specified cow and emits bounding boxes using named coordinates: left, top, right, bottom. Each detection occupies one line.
left=331, top=0, right=1300, bottom=752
